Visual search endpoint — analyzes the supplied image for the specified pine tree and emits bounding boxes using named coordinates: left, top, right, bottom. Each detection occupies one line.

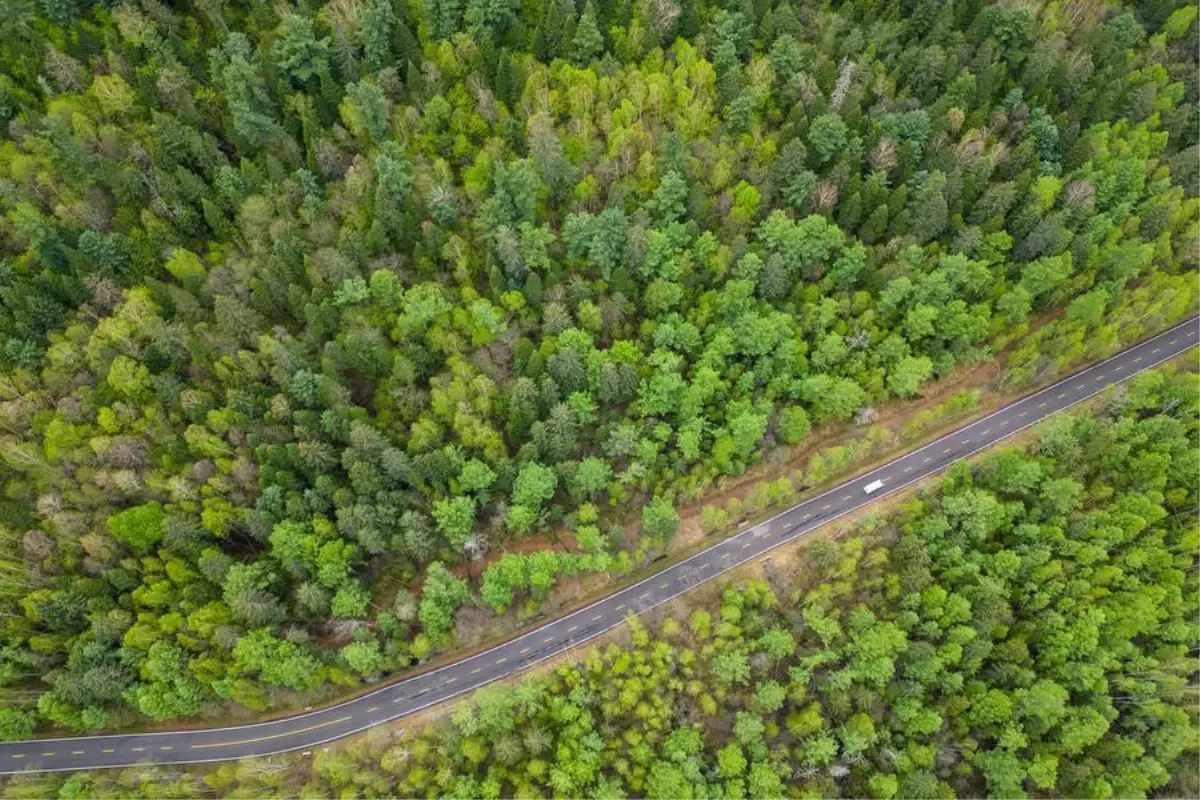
left=427, top=0, right=463, bottom=40
left=534, top=0, right=577, bottom=60
left=571, top=2, right=605, bottom=65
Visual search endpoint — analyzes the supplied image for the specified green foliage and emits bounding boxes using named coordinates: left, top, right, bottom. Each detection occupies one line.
left=419, top=563, right=470, bottom=641
left=0, top=0, right=1194, bottom=738
left=341, top=639, right=385, bottom=676
left=433, top=496, right=478, bottom=549
left=7, top=370, right=1200, bottom=800
left=0, top=711, right=36, bottom=742
left=642, top=497, right=680, bottom=542
left=105, top=503, right=166, bottom=555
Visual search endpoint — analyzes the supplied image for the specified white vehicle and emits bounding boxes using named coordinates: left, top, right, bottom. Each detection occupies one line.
left=863, top=480, right=884, bottom=495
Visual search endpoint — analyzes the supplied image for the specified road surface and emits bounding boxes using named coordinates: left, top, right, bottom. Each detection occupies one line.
left=1, top=317, right=1196, bottom=774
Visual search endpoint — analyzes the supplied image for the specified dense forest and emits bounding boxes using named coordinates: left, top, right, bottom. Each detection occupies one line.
left=2, top=366, right=1195, bottom=798
left=0, top=0, right=1197, bottom=736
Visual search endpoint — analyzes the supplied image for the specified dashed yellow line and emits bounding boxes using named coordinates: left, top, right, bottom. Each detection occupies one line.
left=191, top=715, right=354, bottom=750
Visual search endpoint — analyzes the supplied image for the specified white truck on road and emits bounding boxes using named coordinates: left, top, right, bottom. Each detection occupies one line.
left=863, top=479, right=884, bottom=494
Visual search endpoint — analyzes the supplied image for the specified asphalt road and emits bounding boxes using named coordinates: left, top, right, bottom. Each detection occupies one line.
left=2, top=317, right=1196, bottom=774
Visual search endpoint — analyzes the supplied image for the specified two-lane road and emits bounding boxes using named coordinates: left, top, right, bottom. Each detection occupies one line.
left=2, top=317, right=1196, bottom=774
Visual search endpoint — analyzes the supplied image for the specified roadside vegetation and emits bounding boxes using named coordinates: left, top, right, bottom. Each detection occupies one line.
left=3, top=365, right=1195, bottom=799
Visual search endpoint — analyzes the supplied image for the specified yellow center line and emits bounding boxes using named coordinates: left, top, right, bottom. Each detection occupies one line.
left=191, top=715, right=354, bottom=749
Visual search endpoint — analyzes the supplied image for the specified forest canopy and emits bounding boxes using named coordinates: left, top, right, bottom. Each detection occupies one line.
left=0, top=0, right=1196, bottom=736
left=2, top=365, right=1196, bottom=799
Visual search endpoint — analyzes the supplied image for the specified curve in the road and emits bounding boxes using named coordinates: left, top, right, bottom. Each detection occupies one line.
left=2, top=317, right=1197, bottom=774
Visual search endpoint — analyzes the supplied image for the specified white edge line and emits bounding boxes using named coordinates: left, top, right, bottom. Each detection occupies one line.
left=1, top=317, right=1195, bottom=771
